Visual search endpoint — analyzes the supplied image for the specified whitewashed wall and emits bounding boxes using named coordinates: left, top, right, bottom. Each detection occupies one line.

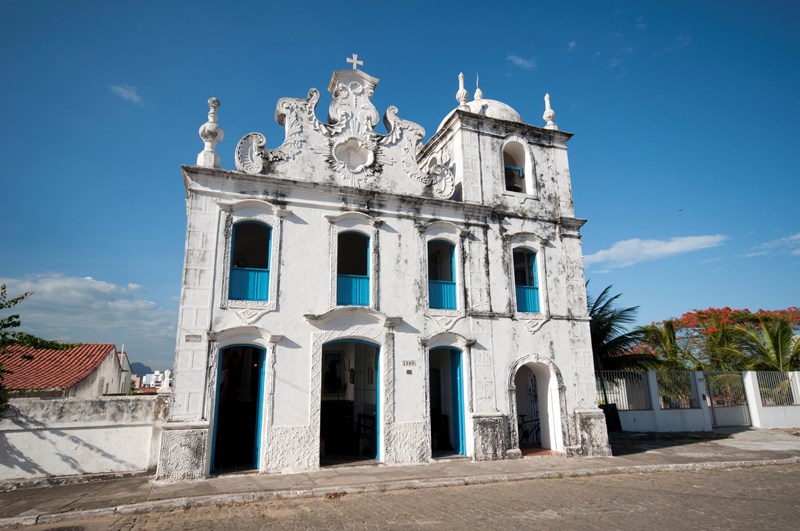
left=158, top=69, right=610, bottom=480
left=67, top=349, right=123, bottom=398
left=613, top=371, right=800, bottom=432
left=0, top=396, right=167, bottom=482
left=743, top=371, right=800, bottom=429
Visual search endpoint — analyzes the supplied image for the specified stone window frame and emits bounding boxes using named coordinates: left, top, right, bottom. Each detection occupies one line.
left=325, top=211, right=383, bottom=312
left=418, top=221, right=469, bottom=318
left=505, top=232, right=550, bottom=320
left=501, top=135, right=539, bottom=200
left=219, top=199, right=290, bottom=313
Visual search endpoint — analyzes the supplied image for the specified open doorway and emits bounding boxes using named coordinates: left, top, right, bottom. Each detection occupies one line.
left=513, top=361, right=562, bottom=455
left=212, top=345, right=266, bottom=473
left=429, top=347, right=465, bottom=456
left=320, top=340, right=379, bottom=466
left=514, top=365, right=541, bottom=449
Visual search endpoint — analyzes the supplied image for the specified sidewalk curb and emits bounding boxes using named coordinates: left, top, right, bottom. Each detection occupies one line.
left=3, top=457, right=799, bottom=527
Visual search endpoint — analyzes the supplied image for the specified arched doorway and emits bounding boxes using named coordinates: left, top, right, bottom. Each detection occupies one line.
left=515, top=365, right=541, bottom=448
left=320, top=339, right=380, bottom=466
left=212, top=345, right=266, bottom=473
left=513, top=361, right=562, bottom=454
left=429, top=347, right=466, bottom=456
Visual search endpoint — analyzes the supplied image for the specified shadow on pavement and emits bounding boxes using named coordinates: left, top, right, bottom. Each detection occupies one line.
left=608, top=431, right=730, bottom=456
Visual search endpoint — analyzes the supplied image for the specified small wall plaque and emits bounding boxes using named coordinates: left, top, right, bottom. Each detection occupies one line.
left=402, top=360, right=416, bottom=367
left=185, top=334, right=202, bottom=343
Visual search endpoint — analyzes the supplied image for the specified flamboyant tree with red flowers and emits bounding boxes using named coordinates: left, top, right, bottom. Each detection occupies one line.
left=635, top=307, right=800, bottom=371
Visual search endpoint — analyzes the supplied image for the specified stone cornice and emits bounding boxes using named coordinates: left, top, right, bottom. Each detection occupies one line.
left=182, top=165, right=572, bottom=224
left=304, top=306, right=402, bottom=328
left=557, top=217, right=588, bottom=238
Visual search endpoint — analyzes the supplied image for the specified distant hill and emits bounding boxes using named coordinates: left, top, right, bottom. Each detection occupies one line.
left=130, top=362, right=153, bottom=377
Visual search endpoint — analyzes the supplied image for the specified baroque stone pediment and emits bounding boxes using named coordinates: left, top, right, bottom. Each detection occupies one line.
left=235, top=62, right=455, bottom=200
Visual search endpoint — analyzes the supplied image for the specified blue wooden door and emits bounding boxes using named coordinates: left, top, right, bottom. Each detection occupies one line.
left=252, top=348, right=267, bottom=468
left=450, top=349, right=465, bottom=455
left=375, top=347, right=381, bottom=460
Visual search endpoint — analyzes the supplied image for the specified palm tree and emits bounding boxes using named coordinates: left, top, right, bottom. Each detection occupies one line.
left=696, top=316, right=750, bottom=371
left=739, top=316, right=800, bottom=372
left=587, top=285, right=655, bottom=371
left=638, top=320, right=699, bottom=370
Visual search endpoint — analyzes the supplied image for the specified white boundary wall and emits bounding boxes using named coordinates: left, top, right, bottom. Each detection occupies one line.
left=606, top=371, right=800, bottom=432
left=0, top=395, right=168, bottom=482
left=615, top=372, right=712, bottom=432
left=743, top=371, right=800, bottom=429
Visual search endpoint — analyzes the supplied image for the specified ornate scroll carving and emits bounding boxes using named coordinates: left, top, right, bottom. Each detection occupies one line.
left=235, top=89, right=324, bottom=173
left=429, top=163, right=456, bottom=199
left=380, top=105, right=430, bottom=185
left=235, top=132, right=265, bottom=174
left=232, top=66, right=457, bottom=198
left=329, top=81, right=379, bottom=136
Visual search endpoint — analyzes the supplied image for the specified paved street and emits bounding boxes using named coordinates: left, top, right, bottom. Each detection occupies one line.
left=14, top=463, right=800, bottom=530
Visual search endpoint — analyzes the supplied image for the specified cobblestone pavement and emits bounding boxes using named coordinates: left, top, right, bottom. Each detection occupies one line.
left=13, top=463, right=800, bottom=530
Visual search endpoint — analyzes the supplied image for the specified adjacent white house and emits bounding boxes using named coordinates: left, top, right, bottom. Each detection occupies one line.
left=157, top=58, right=610, bottom=481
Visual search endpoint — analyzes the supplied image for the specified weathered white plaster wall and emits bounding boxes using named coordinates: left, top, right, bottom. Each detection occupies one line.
left=158, top=67, right=610, bottom=480
left=0, top=396, right=167, bottom=482
left=68, top=348, right=123, bottom=398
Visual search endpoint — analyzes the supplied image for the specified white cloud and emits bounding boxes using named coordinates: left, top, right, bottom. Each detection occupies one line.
left=745, top=232, right=800, bottom=258
left=658, top=32, right=692, bottom=55
left=108, top=84, right=143, bottom=106
left=567, top=41, right=577, bottom=52
left=0, top=274, right=175, bottom=369
left=507, top=54, right=537, bottom=70
left=585, top=235, right=728, bottom=268
left=635, top=16, right=647, bottom=32
left=674, top=33, right=692, bottom=48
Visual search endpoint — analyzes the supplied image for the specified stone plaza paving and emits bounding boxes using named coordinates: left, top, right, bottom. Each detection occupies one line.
left=1, top=428, right=799, bottom=528
left=8, top=465, right=800, bottom=530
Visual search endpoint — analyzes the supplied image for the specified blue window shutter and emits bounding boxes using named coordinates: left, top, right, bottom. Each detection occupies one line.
left=428, top=240, right=457, bottom=310
left=514, top=249, right=540, bottom=312
left=336, top=232, right=370, bottom=306
left=229, top=222, right=271, bottom=302
left=337, top=274, right=369, bottom=306
left=429, top=280, right=456, bottom=310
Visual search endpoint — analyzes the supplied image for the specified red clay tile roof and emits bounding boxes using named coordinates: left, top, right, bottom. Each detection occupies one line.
left=0, top=343, right=116, bottom=391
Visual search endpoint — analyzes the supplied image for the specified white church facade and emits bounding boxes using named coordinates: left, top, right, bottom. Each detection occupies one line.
left=156, top=57, right=610, bottom=481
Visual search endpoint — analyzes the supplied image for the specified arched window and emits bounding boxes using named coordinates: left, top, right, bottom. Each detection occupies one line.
left=503, top=142, right=526, bottom=193
left=428, top=240, right=456, bottom=310
left=337, top=231, right=370, bottom=306
left=229, top=222, right=271, bottom=301
left=513, top=248, right=539, bottom=312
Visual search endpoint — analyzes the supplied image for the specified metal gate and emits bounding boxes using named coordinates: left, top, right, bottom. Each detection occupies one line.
left=704, top=372, right=751, bottom=427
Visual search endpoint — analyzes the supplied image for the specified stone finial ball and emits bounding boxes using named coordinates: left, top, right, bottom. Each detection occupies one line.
left=208, top=97, right=220, bottom=109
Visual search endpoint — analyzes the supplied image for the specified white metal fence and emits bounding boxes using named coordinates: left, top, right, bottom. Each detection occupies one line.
left=595, top=370, right=800, bottom=432
left=656, top=371, right=699, bottom=409
left=596, top=371, right=651, bottom=410
left=757, top=371, right=798, bottom=406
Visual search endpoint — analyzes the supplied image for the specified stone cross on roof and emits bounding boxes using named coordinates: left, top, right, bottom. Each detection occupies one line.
left=346, top=53, right=363, bottom=70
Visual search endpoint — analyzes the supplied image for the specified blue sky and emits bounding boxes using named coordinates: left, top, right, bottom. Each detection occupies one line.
left=1, top=1, right=798, bottom=369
